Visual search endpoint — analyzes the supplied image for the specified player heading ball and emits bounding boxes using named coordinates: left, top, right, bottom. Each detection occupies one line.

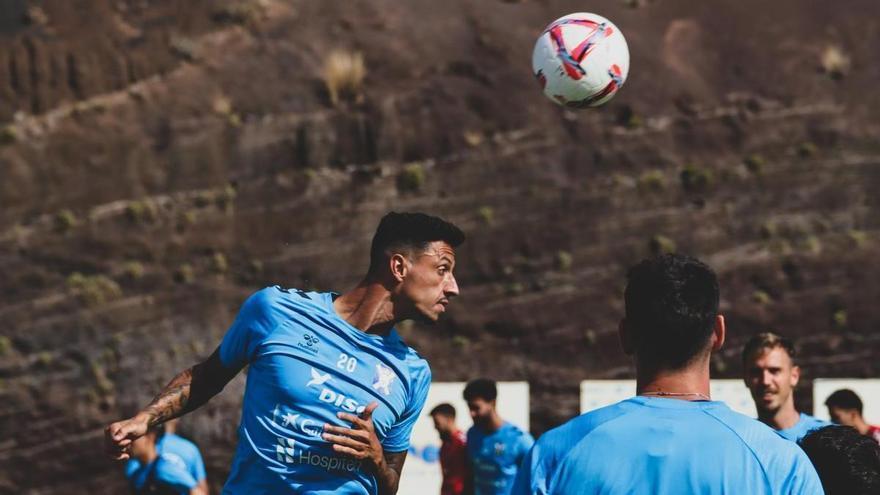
left=106, top=212, right=464, bottom=495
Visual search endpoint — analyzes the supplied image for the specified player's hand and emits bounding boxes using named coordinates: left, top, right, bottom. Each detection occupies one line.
left=104, top=414, right=150, bottom=461
left=323, top=402, right=384, bottom=468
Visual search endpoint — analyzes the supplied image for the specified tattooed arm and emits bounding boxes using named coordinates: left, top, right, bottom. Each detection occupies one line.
left=104, top=347, right=241, bottom=460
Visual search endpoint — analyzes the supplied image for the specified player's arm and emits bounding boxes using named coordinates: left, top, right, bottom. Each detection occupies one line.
left=374, top=450, right=407, bottom=495
left=105, top=347, right=242, bottom=460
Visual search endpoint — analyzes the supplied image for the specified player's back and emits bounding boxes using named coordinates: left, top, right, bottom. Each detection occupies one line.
left=514, top=396, right=824, bottom=495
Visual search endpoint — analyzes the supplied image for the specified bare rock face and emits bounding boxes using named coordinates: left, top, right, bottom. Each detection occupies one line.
left=1, top=0, right=879, bottom=492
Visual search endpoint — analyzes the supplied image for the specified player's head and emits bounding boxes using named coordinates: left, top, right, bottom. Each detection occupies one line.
left=368, top=212, right=465, bottom=323
left=620, top=254, right=724, bottom=371
left=825, top=389, right=865, bottom=427
left=464, top=378, right=497, bottom=429
left=429, top=403, right=458, bottom=438
left=799, top=425, right=880, bottom=495
left=741, top=332, right=799, bottom=415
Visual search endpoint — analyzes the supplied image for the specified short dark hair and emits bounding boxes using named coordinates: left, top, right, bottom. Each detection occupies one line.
left=463, top=378, right=497, bottom=402
left=799, top=425, right=880, bottom=495
left=825, top=389, right=864, bottom=415
left=368, top=212, right=465, bottom=274
left=429, top=403, right=456, bottom=418
left=741, top=332, right=797, bottom=366
left=623, top=254, right=720, bottom=369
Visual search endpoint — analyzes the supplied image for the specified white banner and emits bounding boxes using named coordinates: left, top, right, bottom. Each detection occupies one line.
left=580, top=379, right=756, bottom=416
left=813, top=379, right=880, bottom=423
left=398, top=382, right=530, bottom=495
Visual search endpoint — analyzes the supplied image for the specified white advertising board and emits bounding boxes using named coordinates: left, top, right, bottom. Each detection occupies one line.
left=580, top=379, right=757, bottom=416
left=398, top=382, right=530, bottom=495
left=813, top=379, right=880, bottom=422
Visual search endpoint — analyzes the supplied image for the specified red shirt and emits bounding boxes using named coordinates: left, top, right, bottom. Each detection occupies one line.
left=868, top=425, right=880, bottom=444
left=440, top=430, right=468, bottom=495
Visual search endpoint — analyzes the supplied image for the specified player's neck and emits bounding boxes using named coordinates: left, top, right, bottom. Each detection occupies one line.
left=759, top=398, right=801, bottom=430
left=483, top=412, right=505, bottom=432
left=635, top=357, right=711, bottom=400
left=853, top=417, right=871, bottom=435
left=334, top=282, right=396, bottom=335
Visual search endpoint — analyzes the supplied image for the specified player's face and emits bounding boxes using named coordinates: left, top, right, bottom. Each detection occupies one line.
left=744, top=347, right=799, bottom=413
left=828, top=406, right=857, bottom=427
left=432, top=414, right=454, bottom=438
left=400, top=241, right=459, bottom=322
left=467, top=398, right=495, bottom=428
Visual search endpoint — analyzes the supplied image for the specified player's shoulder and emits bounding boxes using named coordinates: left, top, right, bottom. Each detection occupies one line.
left=241, top=286, right=329, bottom=318
left=704, top=406, right=811, bottom=461
left=534, top=398, right=642, bottom=454
left=800, top=413, right=830, bottom=428
left=161, top=434, right=200, bottom=457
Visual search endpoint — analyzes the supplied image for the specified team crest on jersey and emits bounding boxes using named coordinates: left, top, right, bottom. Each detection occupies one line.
left=372, top=363, right=396, bottom=396
left=493, top=442, right=506, bottom=456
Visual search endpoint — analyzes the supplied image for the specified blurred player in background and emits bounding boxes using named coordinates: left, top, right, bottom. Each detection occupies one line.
left=430, top=403, right=469, bottom=495
left=513, top=254, right=823, bottom=494
left=824, top=389, right=880, bottom=443
left=742, top=332, right=829, bottom=441
left=126, top=424, right=207, bottom=495
left=799, top=425, right=880, bottom=495
left=463, top=378, right=533, bottom=495
left=106, top=212, right=465, bottom=495
left=126, top=418, right=209, bottom=494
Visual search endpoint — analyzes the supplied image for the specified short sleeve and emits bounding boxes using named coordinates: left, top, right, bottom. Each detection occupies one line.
left=516, top=431, right=535, bottom=462
left=511, top=443, right=539, bottom=495
left=155, top=455, right=199, bottom=491
left=218, top=288, right=280, bottom=368
left=191, top=447, right=207, bottom=482
left=786, top=448, right=825, bottom=495
left=511, top=437, right=553, bottom=495
left=382, top=362, right=432, bottom=453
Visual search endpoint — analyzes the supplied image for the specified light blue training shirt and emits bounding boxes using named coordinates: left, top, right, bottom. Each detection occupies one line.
left=217, top=287, right=431, bottom=494
left=512, top=396, right=824, bottom=495
left=467, top=422, right=534, bottom=495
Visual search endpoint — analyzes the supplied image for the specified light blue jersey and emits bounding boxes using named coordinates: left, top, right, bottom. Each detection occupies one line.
left=126, top=433, right=206, bottom=484
left=218, top=287, right=432, bottom=494
left=512, top=397, right=824, bottom=495
left=467, top=422, right=534, bottom=495
left=775, top=412, right=830, bottom=442
left=128, top=453, right=198, bottom=494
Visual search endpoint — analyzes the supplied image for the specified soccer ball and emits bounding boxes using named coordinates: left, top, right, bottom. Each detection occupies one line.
left=532, top=12, right=630, bottom=108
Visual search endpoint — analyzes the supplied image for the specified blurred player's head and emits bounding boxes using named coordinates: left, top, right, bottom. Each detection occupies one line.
left=368, top=212, right=465, bottom=323
left=430, top=403, right=458, bottom=439
left=464, top=378, right=498, bottom=429
left=129, top=425, right=162, bottom=462
left=742, top=332, right=799, bottom=416
left=620, top=254, right=724, bottom=371
left=799, top=425, right=880, bottom=495
left=825, top=389, right=866, bottom=427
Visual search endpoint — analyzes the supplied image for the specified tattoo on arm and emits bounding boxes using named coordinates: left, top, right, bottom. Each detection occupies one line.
left=141, top=347, right=242, bottom=427
left=375, top=451, right=407, bottom=495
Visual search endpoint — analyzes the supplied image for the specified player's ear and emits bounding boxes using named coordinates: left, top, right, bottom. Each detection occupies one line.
left=389, top=253, right=408, bottom=282
left=618, top=319, right=635, bottom=355
left=710, top=315, right=725, bottom=352
left=790, top=364, right=801, bottom=387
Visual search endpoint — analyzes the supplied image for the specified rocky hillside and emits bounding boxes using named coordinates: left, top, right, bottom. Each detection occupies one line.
left=1, top=0, right=879, bottom=492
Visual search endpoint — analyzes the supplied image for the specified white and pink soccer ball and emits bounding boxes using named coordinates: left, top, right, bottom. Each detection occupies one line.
left=532, top=12, right=630, bottom=108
